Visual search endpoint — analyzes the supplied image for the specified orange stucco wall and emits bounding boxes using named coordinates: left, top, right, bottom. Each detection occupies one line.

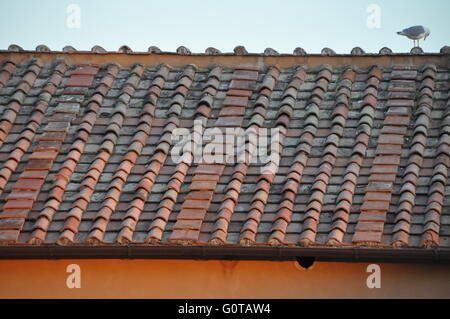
left=0, top=259, right=449, bottom=298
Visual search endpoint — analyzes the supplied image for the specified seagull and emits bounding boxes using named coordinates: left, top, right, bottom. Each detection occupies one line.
left=397, top=25, right=430, bottom=48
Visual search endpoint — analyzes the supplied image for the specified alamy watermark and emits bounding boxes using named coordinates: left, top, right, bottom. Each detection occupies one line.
left=366, top=264, right=381, bottom=288
left=66, top=4, right=81, bottom=29
left=366, top=4, right=381, bottom=29
left=66, top=264, right=81, bottom=288
left=170, top=120, right=283, bottom=174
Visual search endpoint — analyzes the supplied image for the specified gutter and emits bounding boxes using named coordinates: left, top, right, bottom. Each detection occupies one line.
left=1, top=245, right=449, bottom=264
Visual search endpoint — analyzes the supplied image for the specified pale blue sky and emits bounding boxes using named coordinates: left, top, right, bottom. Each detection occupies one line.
left=0, top=0, right=448, bottom=53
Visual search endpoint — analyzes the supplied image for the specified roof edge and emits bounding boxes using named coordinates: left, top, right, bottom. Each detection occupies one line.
left=1, top=51, right=449, bottom=69
left=1, top=245, right=449, bottom=263
left=3, top=44, right=450, bottom=56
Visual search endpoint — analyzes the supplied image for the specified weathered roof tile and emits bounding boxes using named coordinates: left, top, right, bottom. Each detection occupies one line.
left=0, top=52, right=447, bottom=256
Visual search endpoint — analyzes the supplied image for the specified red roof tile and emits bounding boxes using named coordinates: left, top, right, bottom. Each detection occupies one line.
left=0, top=51, right=449, bottom=260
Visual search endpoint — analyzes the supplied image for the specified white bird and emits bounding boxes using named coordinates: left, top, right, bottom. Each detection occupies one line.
left=397, top=25, right=430, bottom=48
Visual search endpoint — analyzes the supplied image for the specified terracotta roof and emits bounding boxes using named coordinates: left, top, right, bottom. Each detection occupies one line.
left=0, top=48, right=449, bottom=260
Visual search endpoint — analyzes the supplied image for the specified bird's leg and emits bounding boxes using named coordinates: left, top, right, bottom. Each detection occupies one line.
left=417, top=39, right=420, bottom=48
left=413, top=40, right=416, bottom=47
